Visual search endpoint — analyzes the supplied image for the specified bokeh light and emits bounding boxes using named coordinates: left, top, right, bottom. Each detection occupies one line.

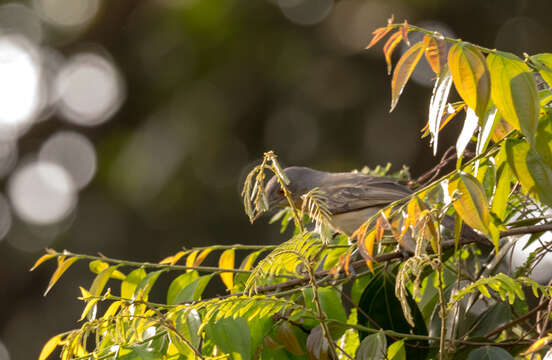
left=0, top=3, right=42, bottom=43
left=0, top=340, right=9, bottom=360
left=0, top=194, right=12, bottom=242
left=39, top=131, right=97, bottom=189
left=0, top=34, right=42, bottom=139
left=33, top=0, right=100, bottom=29
left=0, top=140, right=17, bottom=178
left=278, top=0, right=333, bottom=26
left=55, top=52, right=124, bottom=126
left=8, top=160, right=77, bottom=225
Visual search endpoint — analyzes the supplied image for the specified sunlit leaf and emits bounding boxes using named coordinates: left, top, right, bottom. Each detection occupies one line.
left=492, top=146, right=511, bottom=221
left=159, top=251, right=186, bottom=266
left=90, top=265, right=122, bottom=296
left=195, top=248, right=213, bottom=266
left=522, top=334, right=552, bottom=355
left=476, top=107, right=499, bottom=156
left=39, top=335, right=62, bottom=360
left=456, top=107, right=479, bottom=157
left=135, top=269, right=167, bottom=300
left=423, top=35, right=447, bottom=75
left=357, top=230, right=376, bottom=272
left=487, top=51, right=539, bottom=141
left=491, top=117, right=514, bottom=142
left=383, top=32, right=403, bottom=75
left=219, top=249, right=235, bottom=292
left=79, top=297, right=100, bottom=321
left=531, top=53, right=552, bottom=88
left=121, top=268, right=146, bottom=299
left=387, top=340, right=406, bottom=360
left=44, top=256, right=79, bottom=296
left=167, top=271, right=199, bottom=305
left=240, top=250, right=262, bottom=271
left=390, top=41, right=426, bottom=112
left=30, top=253, right=56, bottom=271
left=448, top=172, right=491, bottom=241
left=448, top=42, right=491, bottom=118
left=428, top=67, right=453, bottom=154
left=185, top=250, right=198, bottom=272
left=366, top=16, right=394, bottom=49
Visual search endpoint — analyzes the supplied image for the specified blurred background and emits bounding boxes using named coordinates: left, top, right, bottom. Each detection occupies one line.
left=0, top=0, right=551, bottom=358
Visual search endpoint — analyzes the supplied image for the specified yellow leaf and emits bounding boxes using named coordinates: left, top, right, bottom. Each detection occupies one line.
left=30, top=253, right=57, bottom=271
left=423, top=35, right=447, bottom=75
left=448, top=173, right=492, bottom=244
left=103, top=300, right=122, bottom=319
left=185, top=250, right=198, bottom=272
left=522, top=333, right=552, bottom=355
left=194, top=248, right=213, bottom=267
left=241, top=250, right=261, bottom=271
left=44, top=257, right=79, bottom=296
left=78, top=286, right=91, bottom=300
left=488, top=51, right=539, bottom=141
left=390, top=41, right=426, bottom=112
left=448, top=42, right=490, bottom=119
left=383, top=31, right=403, bottom=75
left=218, top=249, right=235, bottom=291
left=358, top=230, right=376, bottom=273
left=39, top=335, right=62, bottom=360
left=159, top=250, right=187, bottom=266
left=79, top=298, right=100, bottom=321
left=531, top=53, right=552, bottom=89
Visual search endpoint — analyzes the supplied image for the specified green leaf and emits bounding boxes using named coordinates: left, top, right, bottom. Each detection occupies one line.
left=506, top=138, right=552, bottom=207
left=166, top=271, right=199, bottom=305
left=134, top=269, right=166, bottom=300
left=487, top=51, right=539, bottom=141
left=387, top=340, right=406, bottom=360
left=467, top=346, right=514, bottom=360
left=448, top=172, right=492, bottom=242
left=356, top=331, right=387, bottom=360
left=121, top=268, right=146, bottom=299
left=303, top=287, right=347, bottom=323
left=531, top=53, right=552, bottom=88
left=448, top=42, right=491, bottom=118
left=206, top=317, right=252, bottom=360
left=173, top=274, right=213, bottom=304
left=390, top=41, right=426, bottom=112
left=470, top=302, right=512, bottom=338
left=491, top=145, right=512, bottom=221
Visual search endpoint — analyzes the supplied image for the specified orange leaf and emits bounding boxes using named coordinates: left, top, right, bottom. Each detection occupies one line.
left=358, top=230, right=376, bottom=273
left=218, top=249, right=235, bottom=291
left=375, top=215, right=384, bottom=241
left=185, top=250, right=198, bottom=272
left=30, top=253, right=56, bottom=271
left=365, top=15, right=394, bottom=49
left=423, top=35, right=447, bottom=75
left=390, top=41, right=426, bottom=112
left=522, top=334, right=552, bottom=355
left=401, top=20, right=410, bottom=46
left=383, top=31, right=403, bottom=75
left=194, top=248, right=213, bottom=267
left=344, top=249, right=352, bottom=276
left=159, top=251, right=186, bottom=266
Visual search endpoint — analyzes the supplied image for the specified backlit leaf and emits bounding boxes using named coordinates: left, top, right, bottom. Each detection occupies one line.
left=357, top=230, right=376, bottom=272
left=523, top=334, right=552, bottom=355
left=90, top=265, right=122, bottom=296
left=219, top=249, right=235, bottom=291
left=390, top=41, right=426, bottom=112
left=44, top=256, right=79, bottom=296
left=488, top=51, right=539, bottom=141
left=428, top=67, right=453, bottom=154
left=185, top=250, right=198, bottom=272
left=476, top=107, right=499, bottom=156
left=79, top=297, right=100, bottom=321
left=159, top=251, right=186, bottom=266
left=240, top=250, right=262, bottom=271
left=135, top=269, right=167, bottom=300
left=456, top=107, right=479, bottom=157
left=448, top=42, right=490, bottom=118
left=39, top=335, right=62, bottom=360
left=167, top=271, right=199, bottom=305
left=531, top=53, right=552, bottom=88
left=423, top=35, right=447, bottom=75
left=206, top=317, right=252, bottom=360
left=448, top=172, right=491, bottom=240
left=383, top=32, right=403, bottom=75
left=195, top=248, right=213, bottom=266
left=387, top=340, right=406, bottom=360
left=30, top=253, right=56, bottom=271
left=365, top=15, right=394, bottom=49
left=121, top=268, right=146, bottom=299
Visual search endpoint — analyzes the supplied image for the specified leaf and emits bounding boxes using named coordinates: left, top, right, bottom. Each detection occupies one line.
left=387, top=340, right=406, bottom=360
left=241, top=250, right=262, bottom=271
left=277, top=321, right=304, bottom=355
left=39, top=335, right=62, bottom=360
left=219, top=249, right=235, bottom=292
left=356, top=331, right=387, bottom=360
left=428, top=68, right=453, bottom=154
left=366, top=16, right=394, bottom=49
left=523, top=334, right=552, bottom=355
left=30, top=253, right=56, bottom=271
left=470, top=302, right=512, bottom=338
left=167, top=271, right=199, bottom=305
left=383, top=32, right=403, bottom=75
left=185, top=250, right=198, bottom=272
left=456, top=107, right=479, bottom=157
left=121, top=268, right=146, bottom=299
left=448, top=42, right=491, bottom=118
left=79, top=297, right=100, bottom=321
left=195, top=248, right=213, bottom=266
left=467, top=346, right=514, bottom=360
left=44, top=256, right=79, bottom=296
left=134, top=269, right=166, bottom=300
left=159, top=251, right=186, bottom=266
left=90, top=265, right=122, bottom=296
left=476, top=107, right=499, bottom=156
left=357, top=230, right=376, bottom=272
left=390, top=41, right=426, bottom=112
left=423, top=35, right=447, bottom=75
left=487, top=51, right=539, bottom=141
left=506, top=138, right=552, bottom=207
left=400, top=20, right=409, bottom=46
left=173, top=274, right=213, bottom=304
left=306, top=325, right=330, bottom=360
left=531, top=53, right=552, bottom=88
left=492, top=146, right=511, bottom=221
left=448, top=172, right=491, bottom=241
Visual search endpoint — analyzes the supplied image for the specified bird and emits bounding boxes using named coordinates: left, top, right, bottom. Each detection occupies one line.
left=265, top=166, right=412, bottom=236
left=264, top=166, right=485, bottom=248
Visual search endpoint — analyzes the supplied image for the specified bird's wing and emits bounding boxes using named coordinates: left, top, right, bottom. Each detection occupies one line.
left=321, top=177, right=412, bottom=214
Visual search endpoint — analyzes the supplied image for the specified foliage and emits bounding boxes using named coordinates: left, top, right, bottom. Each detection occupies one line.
left=34, top=19, right=552, bottom=359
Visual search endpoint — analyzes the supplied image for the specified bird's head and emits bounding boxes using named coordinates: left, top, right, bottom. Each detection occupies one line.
left=265, top=166, right=323, bottom=209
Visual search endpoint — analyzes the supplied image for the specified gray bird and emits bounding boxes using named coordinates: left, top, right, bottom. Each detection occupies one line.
left=265, top=166, right=412, bottom=236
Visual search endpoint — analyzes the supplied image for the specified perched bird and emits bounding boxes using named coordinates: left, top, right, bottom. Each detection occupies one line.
left=265, top=166, right=412, bottom=236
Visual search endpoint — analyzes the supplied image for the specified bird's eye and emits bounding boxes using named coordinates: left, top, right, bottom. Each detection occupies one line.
left=278, top=188, right=285, bottom=196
